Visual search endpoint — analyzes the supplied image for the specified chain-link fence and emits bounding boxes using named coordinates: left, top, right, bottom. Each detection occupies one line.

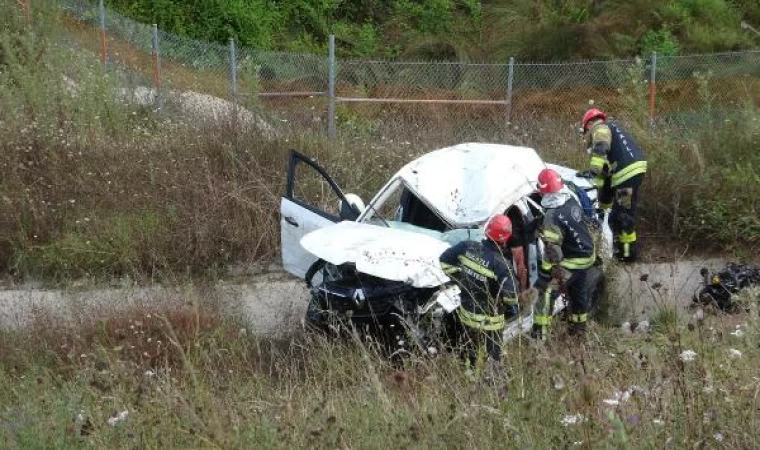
left=47, top=0, right=760, bottom=149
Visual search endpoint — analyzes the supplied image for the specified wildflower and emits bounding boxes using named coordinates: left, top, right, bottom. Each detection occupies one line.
left=714, top=433, right=724, bottom=442
left=653, top=419, right=664, bottom=426
left=603, top=390, right=631, bottom=406
left=107, top=410, right=128, bottom=426
left=551, top=374, right=565, bottom=390
left=728, top=349, right=743, bottom=359
left=561, top=414, right=585, bottom=426
left=679, top=350, right=697, bottom=362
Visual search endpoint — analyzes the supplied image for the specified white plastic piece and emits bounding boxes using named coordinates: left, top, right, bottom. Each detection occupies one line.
left=435, top=285, right=462, bottom=313
left=601, top=211, right=614, bottom=260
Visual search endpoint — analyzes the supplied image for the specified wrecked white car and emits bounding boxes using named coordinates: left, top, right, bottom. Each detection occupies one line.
left=280, top=142, right=607, bottom=349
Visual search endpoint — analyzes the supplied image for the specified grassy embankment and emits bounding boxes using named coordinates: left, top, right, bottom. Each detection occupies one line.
left=2, top=291, right=760, bottom=448
left=2, top=2, right=758, bottom=283
left=1, top=4, right=760, bottom=447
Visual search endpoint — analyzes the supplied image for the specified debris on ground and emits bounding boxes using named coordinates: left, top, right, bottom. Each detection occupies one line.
left=693, top=263, right=760, bottom=312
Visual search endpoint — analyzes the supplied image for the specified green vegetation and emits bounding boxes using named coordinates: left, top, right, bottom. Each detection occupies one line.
left=1, top=0, right=759, bottom=282
left=1, top=4, right=759, bottom=447
left=100, top=0, right=760, bottom=60
left=2, top=297, right=760, bottom=447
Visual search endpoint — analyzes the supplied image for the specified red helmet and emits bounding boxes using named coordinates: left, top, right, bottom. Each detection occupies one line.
left=485, top=214, right=513, bottom=245
left=582, top=108, right=606, bottom=132
left=537, top=168, right=564, bottom=194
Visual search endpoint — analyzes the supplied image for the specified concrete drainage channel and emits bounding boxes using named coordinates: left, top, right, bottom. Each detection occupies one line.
left=0, top=259, right=732, bottom=333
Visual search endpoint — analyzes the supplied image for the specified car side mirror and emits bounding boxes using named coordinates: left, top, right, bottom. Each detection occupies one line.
left=339, top=193, right=365, bottom=221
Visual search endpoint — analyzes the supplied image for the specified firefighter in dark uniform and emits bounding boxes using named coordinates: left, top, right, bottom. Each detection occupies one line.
left=532, top=169, right=597, bottom=339
left=582, top=108, right=647, bottom=262
left=439, top=214, right=519, bottom=377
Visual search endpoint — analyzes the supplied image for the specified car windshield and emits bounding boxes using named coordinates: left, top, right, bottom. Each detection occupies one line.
left=362, top=180, right=485, bottom=244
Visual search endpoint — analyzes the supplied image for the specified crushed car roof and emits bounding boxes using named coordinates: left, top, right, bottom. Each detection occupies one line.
left=394, top=142, right=545, bottom=226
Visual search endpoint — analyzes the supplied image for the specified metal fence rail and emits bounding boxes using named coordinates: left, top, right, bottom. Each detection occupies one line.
left=45, top=0, right=760, bottom=148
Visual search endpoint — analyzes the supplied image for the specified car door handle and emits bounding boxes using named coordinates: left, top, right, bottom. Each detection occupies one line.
left=284, top=216, right=299, bottom=227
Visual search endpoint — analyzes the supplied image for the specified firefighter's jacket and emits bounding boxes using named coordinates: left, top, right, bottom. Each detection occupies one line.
left=439, top=240, right=518, bottom=331
left=540, top=196, right=596, bottom=274
left=587, top=120, right=647, bottom=188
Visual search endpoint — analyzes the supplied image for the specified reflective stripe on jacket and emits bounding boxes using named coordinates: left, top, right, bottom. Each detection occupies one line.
left=540, top=197, right=596, bottom=271
left=588, top=121, right=647, bottom=187
left=439, top=239, right=518, bottom=327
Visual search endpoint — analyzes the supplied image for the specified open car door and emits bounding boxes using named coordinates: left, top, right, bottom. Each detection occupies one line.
left=281, top=150, right=359, bottom=278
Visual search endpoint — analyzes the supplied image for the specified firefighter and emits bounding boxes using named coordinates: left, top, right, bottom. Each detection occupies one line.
left=438, top=214, right=520, bottom=378
left=581, top=108, right=647, bottom=262
left=532, top=168, right=597, bottom=340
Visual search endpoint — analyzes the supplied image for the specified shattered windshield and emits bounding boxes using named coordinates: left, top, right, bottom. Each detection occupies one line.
left=362, top=179, right=484, bottom=244
left=363, top=180, right=446, bottom=230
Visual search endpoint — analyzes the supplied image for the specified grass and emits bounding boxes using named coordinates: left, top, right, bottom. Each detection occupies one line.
left=0, top=0, right=758, bottom=285
left=1, top=4, right=758, bottom=448
left=1, top=294, right=760, bottom=448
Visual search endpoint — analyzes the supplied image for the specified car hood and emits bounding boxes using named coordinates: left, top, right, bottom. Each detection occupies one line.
left=300, top=221, right=451, bottom=288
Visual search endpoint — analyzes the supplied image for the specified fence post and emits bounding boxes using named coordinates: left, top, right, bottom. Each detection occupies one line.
left=22, top=0, right=31, bottom=26
left=16, top=0, right=32, bottom=27
left=151, top=24, right=163, bottom=113
left=327, top=34, right=336, bottom=146
left=505, top=56, right=514, bottom=130
left=648, top=51, right=657, bottom=130
left=99, top=0, right=107, bottom=69
left=229, top=38, right=239, bottom=136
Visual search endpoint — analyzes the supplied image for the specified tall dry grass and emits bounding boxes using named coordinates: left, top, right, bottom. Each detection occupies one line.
left=1, top=1, right=758, bottom=284
left=1, top=297, right=760, bottom=448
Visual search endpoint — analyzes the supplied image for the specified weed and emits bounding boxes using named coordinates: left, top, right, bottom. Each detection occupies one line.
left=2, top=300, right=760, bottom=448
left=1, top=1, right=758, bottom=286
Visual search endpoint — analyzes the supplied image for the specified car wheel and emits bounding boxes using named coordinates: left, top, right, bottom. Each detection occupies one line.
left=304, top=296, right=328, bottom=331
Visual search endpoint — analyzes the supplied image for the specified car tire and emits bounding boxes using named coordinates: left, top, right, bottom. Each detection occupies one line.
left=304, top=296, right=328, bottom=331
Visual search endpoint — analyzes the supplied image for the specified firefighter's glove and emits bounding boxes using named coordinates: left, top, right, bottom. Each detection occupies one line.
left=543, top=244, right=563, bottom=265
left=551, top=265, right=565, bottom=281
